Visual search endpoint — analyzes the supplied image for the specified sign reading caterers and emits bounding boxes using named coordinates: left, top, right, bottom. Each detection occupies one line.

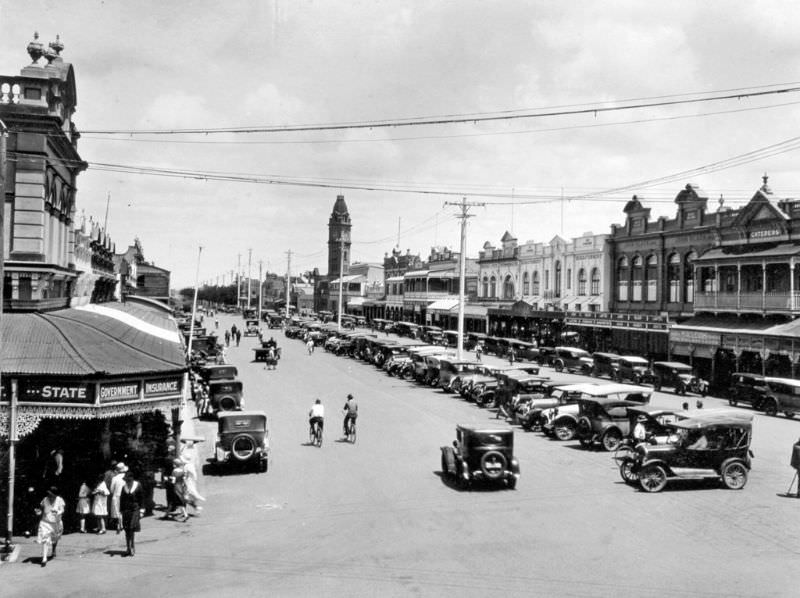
left=144, top=377, right=182, bottom=398
left=19, top=380, right=94, bottom=404
left=98, top=381, right=141, bottom=404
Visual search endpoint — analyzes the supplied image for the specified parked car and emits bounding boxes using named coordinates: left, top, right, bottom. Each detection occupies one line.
left=614, top=405, right=684, bottom=483
left=438, top=359, right=481, bottom=392
left=761, top=377, right=800, bottom=418
left=591, top=352, right=621, bottom=379
left=212, top=411, right=269, bottom=473
left=652, top=361, right=707, bottom=396
left=243, top=319, right=261, bottom=337
left=518, top=383, right=587, bottom=432
left=616, top=356, right=653, bottom=385
left=205, top=379, right=244, bottom=416
left=631, top=412, right=754, bottom=492
left=465, top=332, right=488, bottom=351
left=552, top=347, right=594, bottom=374
left=198, top=364, right=238, bottom=385
left=509, top=340, right=540, bottom=363
left=440, top=425, right=520, bottom=489
left=575, top=397, right=639, bottom=451
left=535, top=346, right=556, bottom=367
left=726, top=372, right=769, bottom=410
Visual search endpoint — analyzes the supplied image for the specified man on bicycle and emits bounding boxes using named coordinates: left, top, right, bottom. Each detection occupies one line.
left=342, top=393, right=358, bottom=436
left=309, top=398, right=325, bottom=437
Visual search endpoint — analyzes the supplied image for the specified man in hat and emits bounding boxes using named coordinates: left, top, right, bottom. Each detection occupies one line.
left=109, top=462, right=128, bottom=531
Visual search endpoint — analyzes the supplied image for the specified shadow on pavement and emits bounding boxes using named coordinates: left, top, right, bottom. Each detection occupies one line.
left=104, top=549, right=129, bottom=557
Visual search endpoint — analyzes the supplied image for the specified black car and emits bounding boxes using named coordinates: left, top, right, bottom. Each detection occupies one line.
left=440, top=425, right=520, bottom=489
left=727, top=372, right=768, bottom=410
left=212, top=411, right=269, bottom=473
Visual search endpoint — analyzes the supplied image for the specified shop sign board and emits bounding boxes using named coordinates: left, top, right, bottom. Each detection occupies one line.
left=670, top=329, right=721, bottom=346
left=98, top=381, right=141, bottom=404
left=144, top=377, right=183, bottom=398
left=17, top=379, right=94, bottom=404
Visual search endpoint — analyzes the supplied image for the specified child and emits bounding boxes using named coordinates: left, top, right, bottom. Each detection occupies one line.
left=76, top=480, right=91, bottom=533
left=91, top=473, right=110, bottom=534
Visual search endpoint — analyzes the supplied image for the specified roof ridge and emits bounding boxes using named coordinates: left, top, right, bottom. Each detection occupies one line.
left=47, top=310, right=185, bottom=370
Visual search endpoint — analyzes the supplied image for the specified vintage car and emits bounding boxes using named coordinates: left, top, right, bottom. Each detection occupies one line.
left=456, top=364, right=510, bottom=398
left=535, top=346, right=556, bottom=367
left=464, top=332, right=488, bottom=351
left=542, top=383, right=652, bottom=442
left=471, top=378, right=502, bottom=407
left=518, top=383, right=588, bottom=432
left=205, top=379, right=244, bottom=416
left=575, top=397, right=639, bottom=451
left=591, top=352, right=621, bottom=379
left=198, top=364, right=238, bottom=385
left=509, top=340, right=539, bottom=362
left=726, top=372, right=769, bottom=410
left=652, top=361, right=708, bottom=396
left=494, top=372, right=551, bottom=413
left=552, top=347, right=594, bottom=374
left=631, top=412, right=754, bottom=492
left=411, top=349, right=454, bottom=383
left=614, top=405, right=684, bottom=483
left=252, top=344, right=282, bottom=364
left=243, top=319, right=261, bottom=337
left=212, top=411, right=269, bottom=473
left=761, top=377, right=800, bottom=418
left=616, top=356, right=653, bottom=385
left=438, top=359, right=482, bottom=392
left=440, top=425, right=520, bottom=489
left=483, top=336, right=504, bottom=356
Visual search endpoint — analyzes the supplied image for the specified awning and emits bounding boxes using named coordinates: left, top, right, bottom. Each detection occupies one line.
left=386, top=276, right=405, bottom=283
left=347, top=297, right=366, bottom=306
left=671, top=314, right=787, bottom=335
left=427, top=298, right=459, bottom=312
left=405, top=270, right=430, bottom=277
left=330, top=274, right=365, bottom=284
left=696, top=242, right=800, bottom=263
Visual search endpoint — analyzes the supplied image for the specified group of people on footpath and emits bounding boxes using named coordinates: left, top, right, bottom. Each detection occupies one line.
left=29, top=441, right=205, bottom=565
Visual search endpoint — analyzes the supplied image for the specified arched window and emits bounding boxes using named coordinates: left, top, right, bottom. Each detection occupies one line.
left=667, top=253, right=681, bottom=303
left=503, top=275, right=514, bottom=299
left=645, top=255, right=657, bottom=302
left=632, top=256, right=643, bottom=301
left=532, top=271, right=540, bottom=296
left=482, top=276, right=489, bottom=297
left=685, top=251, right=697, bottom=302
left=617, top=256, right=629, bottom=301
left=590, top=268, right=600, bottom=296
left=577, top=269, right=587, bottom=295
left=490, top=276, right=497, bottom=298
left=522, top=271, right=530, bottom=295
left=554, top=261, right=562, bottom=297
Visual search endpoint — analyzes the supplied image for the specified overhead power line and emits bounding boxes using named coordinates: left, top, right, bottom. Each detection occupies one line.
left=80, top=83, right=800, bottom=135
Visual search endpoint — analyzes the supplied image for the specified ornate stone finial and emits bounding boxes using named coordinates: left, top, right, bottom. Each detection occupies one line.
left=761, top=172, right=771, bottom=194
left=27, top=32, right=44, bottom=64
left=49, top=35, right=64, bottom=56
left=44, top=46, right=57, bottom=65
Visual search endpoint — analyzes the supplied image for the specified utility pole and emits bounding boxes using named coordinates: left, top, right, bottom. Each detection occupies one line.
left=258, top=260, right=263, bottom=323
left=337, top=237, right=345, bottom=332
left=285, top=250, right=292, bottom=319
left=247, top=248, right=252, bottom=310
left=187, top=246, right=203, bottom=359
left=444, top=197, right=484, bottom=361
left=236, top=254, right=242, bottom=310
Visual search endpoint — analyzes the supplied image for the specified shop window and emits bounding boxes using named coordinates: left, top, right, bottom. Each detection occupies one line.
left=668, top=253, right=680, bottom=303
left=577, top=268, right=587, bottom=295
left=590, top=268, right=600, bottom=296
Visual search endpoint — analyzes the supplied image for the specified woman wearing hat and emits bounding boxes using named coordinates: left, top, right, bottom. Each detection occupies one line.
left=119, top=472, right=145, bottom=556
left=108, top=462, right=128, bottom=531
left=35, top=487, right=64, bottom=567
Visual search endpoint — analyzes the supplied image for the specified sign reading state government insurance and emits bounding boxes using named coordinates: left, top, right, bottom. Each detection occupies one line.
left=144, top=377, right=182, bottom=398
left=98, top=381, right=141, bottom=404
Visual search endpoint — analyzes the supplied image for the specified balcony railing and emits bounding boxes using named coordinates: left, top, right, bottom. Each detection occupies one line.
left=693, top=291, right=799, bottom=312
left=403, top=291, right=453, bottom=301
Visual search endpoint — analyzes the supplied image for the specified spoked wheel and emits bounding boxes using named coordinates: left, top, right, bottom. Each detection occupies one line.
left=315, top=427, right=323, bottom=447
left=618, top=459, right=638, bottom=485
left=639, top=465, right=668, bottom=493
left=346, top=421, right=357, bottom=444
left=721, top=461, right=748, bottom=489
left=601, top=430, right=623, bottom=452
left=554, top=423, right=576, bottom=441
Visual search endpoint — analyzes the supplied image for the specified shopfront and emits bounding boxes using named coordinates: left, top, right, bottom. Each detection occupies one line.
left=564, top=311, right=669, bottom=357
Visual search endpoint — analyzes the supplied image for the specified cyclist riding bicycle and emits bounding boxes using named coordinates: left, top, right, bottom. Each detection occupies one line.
left=309, top=398, right=325, bottom=437
left=342, top=393, right=358, bottom=436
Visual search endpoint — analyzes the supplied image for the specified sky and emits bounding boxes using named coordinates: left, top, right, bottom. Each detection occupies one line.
left=3, top=1, right=800, bottom=288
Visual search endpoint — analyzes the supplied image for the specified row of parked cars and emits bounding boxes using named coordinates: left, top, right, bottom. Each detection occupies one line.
left=287, top=325, right=757, bottom=494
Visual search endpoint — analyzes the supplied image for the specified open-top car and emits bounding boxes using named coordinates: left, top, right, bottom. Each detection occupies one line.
left=616, top=356, right=653, bottom=385
left=440, top=425, right=520, bottom=489
left=212, top=411, right=269, bottom=473
left=575, top=397, right=639, bottom=451
left=631, top=411, right=754, bottom=492
left=438, top=359, right=482, bottom=392
left=244, top=319, right=261, bottom=337
left=652, top=361, right=708, bottom=396
left=614, top=405, right=685, bottom=483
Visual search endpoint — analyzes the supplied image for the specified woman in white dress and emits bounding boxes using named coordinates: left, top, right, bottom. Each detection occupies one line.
left=36, top=487, right=65, bottom=567
left=92, top=473, right=110, bottom=534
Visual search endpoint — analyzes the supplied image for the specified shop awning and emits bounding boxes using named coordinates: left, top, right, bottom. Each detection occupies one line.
left=386, top=276, right=405, bottom=283
left=671, top=314, right=787, bottom=335
left=427, top=298, right=459, bottom=312
left=347, top=297, right=366, bottom=306
left=695, top=243, right=800, bottom=263
left=330, top=274, right=365, bottom=285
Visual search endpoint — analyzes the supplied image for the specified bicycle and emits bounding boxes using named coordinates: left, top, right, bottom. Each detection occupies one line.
left=344, top=415, right=357, bottom=444
left=309, top=420, right=323, bottom=447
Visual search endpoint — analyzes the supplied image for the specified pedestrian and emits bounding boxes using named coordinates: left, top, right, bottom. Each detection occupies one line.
left=696, top=400, right=704, bottom=409
left=231, top=324, right=238, bottom=338
left=91, top=473, right=109, bottom=534
left=475, top=343, right=482, bottom=362
left=307, top=337, right=315, bottom=355
left=42, top=448, right=65, bottom=490
left=224, top=330, right=231, bottom=347
left=682, top=402, right=689, bottom=411
left=109, top=462, right=128, bottom=532
left=119, top=472, right=145, bottom=557
left=35, top=486, right=64, bottom=567
left=181, top=454, right=205, bottom=515
left=169, top=459, right=189, bottom=522
left=236, top=329, right=242, bottom=346
left=215, top=318, right=219, bottom=329
left=75, top=479, right=91, bottom=533
left=791, top=436, right=800, bottom=498
left=508, top=347, right=516, bottom=365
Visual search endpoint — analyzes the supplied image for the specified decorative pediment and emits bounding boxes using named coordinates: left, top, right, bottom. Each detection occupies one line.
left=500, top=230, right=517, bottom=243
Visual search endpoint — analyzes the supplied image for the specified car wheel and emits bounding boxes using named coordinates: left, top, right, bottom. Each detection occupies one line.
left=728, top=398, right=738, bottom=407
left=259, top=458, right=268, bottom=473
left=554, top=361, right=564, bottom=373
left=554, top=422, right=576, bottom=441
left=506, top=476, right=517, bottom=490
left=231, top=434, right=256, bottom=461
left=785, top=411, right=796, bottom=419
left=633, top=374, right=642, bottom=385
left=619, top=459, right=638, bottom=485
left=601, top=429, right=623, bottom=452
left=219, top=396, right=238, bottom=411
left=639, top=465, right=668, bottom=493
left=763, top=399, right=778, bottom=417
left=479, top=451, right=508, bottom=480
left=578, top=436, right=594, bottom=448
left=721, top=461, right=748, bottom=490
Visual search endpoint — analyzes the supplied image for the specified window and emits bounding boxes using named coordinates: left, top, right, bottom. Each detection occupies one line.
left=490, top=276, right=497, bottom=298
left=503, top=275, right=514, bottom=300
left=566, top=268, right=572, bottom=290
left=701, top=266, right=716, bottom=293
left=590, top=268, right=600, bottom=296
left=685, top=252, right=696, bottom=302
left=632, top=256, right=643, bottom=301
left=554, top=261, right=562, bottom=297
left=482, top=276, right=489, bottom=297
left=577, top=269, right=587, bottom=295
left=617, top=256, right=629, bottom=301
left=544, top=270, right=550, bottom=291
left=667, top=253, right=681, bottom=303
left=532, top=271, right=540, bottom=296
left=645, top=255, right=657, bottom=302
left=522, top=271, right=530, bottom=295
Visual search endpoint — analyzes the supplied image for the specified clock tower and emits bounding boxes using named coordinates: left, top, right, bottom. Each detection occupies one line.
left=327, top=194, right=352, bottom=277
